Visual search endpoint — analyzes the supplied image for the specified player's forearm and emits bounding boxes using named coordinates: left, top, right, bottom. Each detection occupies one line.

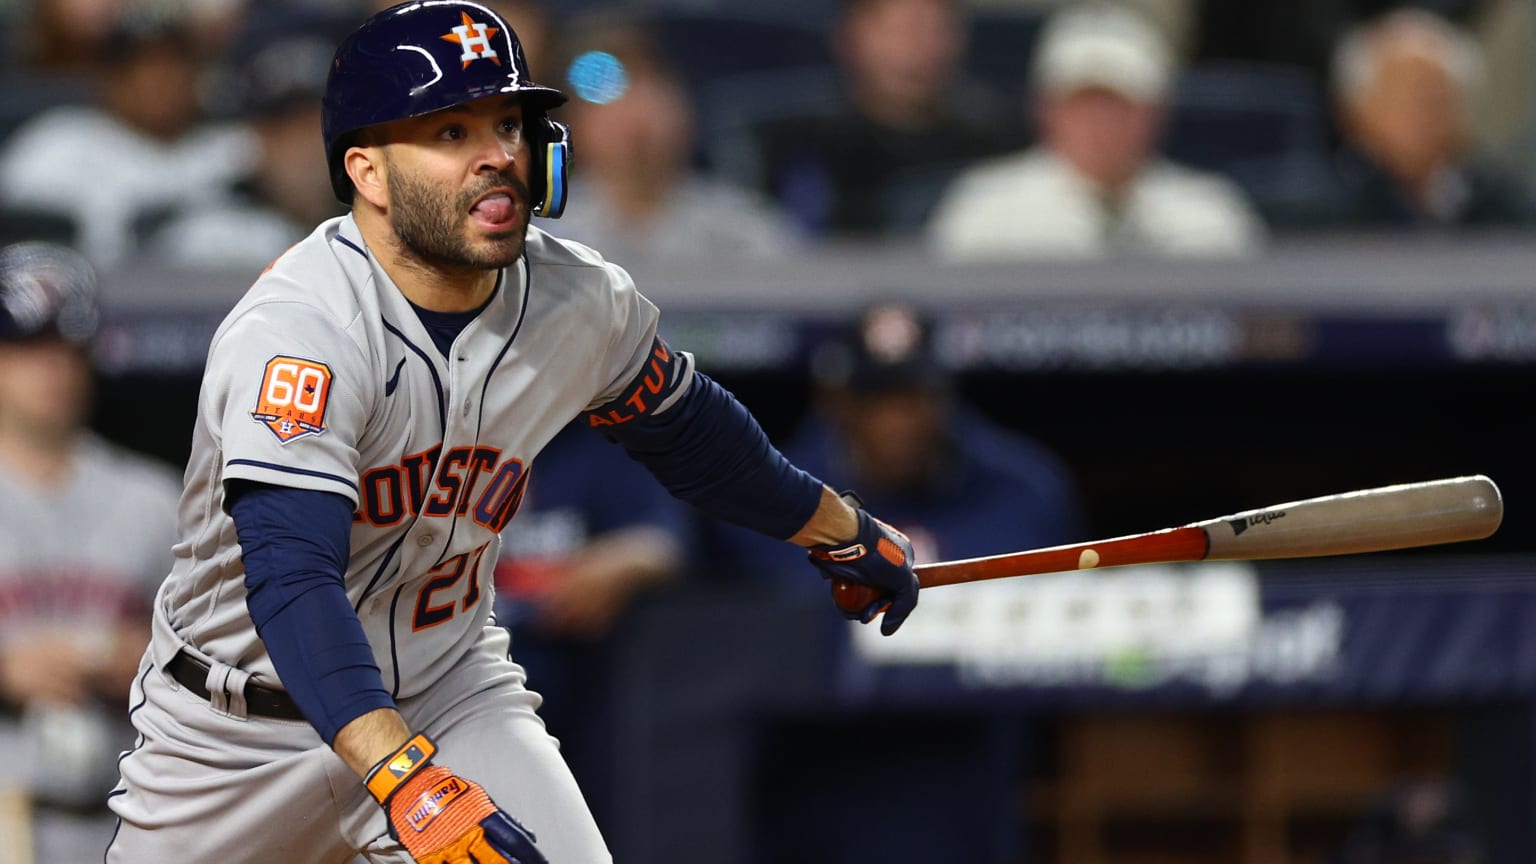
left=786, top=485, right=860, bottom=547
left=333, top=707, right=414, bottom=777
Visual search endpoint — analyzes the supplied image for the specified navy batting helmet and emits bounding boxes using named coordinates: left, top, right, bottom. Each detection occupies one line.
left=322, top=1, right=571, bottom=217
left=0, top=242, right=99, bottom=345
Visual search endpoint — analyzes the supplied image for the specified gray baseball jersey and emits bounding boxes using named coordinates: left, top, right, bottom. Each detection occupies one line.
left=109, top=214, right=689, bottom=863
left=0, top=435, right=178, bottom=857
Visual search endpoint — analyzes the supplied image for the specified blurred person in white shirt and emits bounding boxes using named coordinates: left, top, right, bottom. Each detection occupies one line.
left=927, top=3, right=1264, bottom=260
left=147, top=26, right=344, bottom=269
left=0, top=10, right=253, bottom=266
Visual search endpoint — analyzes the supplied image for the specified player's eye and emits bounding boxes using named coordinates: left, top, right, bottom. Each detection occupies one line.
left=499, top=118, right=523, bottom=137
left=438, top=124, right=465, bottom=141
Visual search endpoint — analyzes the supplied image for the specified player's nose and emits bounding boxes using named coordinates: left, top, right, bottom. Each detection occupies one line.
left=469, top=127, right=522, bottom=175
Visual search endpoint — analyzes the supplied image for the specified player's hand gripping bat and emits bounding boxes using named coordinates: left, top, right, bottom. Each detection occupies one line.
left=832, top=475, right=1504, bottom=615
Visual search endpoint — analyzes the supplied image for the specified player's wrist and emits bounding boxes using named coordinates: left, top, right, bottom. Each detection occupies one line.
left=364, top=731, right=438, bottom=805
left=334, top=705, right=413, bottom=777
left=789, top=486, right=862, bottom=548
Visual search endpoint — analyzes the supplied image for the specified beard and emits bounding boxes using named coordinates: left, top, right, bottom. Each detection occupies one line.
left=385, top=160, right=532, bottom=272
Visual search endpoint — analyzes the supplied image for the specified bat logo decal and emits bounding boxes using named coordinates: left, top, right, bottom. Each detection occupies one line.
left=1229, top=510, right=1286, bottom=536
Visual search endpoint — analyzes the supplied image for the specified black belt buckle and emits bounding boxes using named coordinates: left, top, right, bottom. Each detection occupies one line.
left=165, top=650, right=306, bottom=722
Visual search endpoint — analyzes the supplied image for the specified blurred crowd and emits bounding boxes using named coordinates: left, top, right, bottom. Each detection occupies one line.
left=0, top=0, right=1533, bottom=268
left=0, top=0, right=1526, bottom=860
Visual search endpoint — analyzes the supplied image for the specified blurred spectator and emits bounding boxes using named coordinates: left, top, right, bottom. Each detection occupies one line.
left=739, top=0, right=1019, bottom=240
left=0, top=241, right=180, bottom=861
left=1321, top=8, right=1536, bottom=229
left=927, top=3, right=1265, bottom=260
left=146, top=26, right=343, bottom=269
left=1329, top=779, right=1484, bottom=864
left=0, top=10, right=254, bottom=266
left=16, top=0, right=127, bottom=74
left=546, top=17, right=803, bottom=261
left=1190, top=0, right=1531, bottom=171
left=706, top=302, right=1083, bottom=584
left=493, top=420, right=691, bottom=830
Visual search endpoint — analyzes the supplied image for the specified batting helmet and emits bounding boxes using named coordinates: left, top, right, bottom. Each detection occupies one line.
left=0, top=242, right=99, bottom=345
left=322, top=0, right=572, bottom=217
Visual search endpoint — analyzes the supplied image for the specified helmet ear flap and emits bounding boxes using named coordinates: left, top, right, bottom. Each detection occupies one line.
left=532, top=119, right=571, bottom=219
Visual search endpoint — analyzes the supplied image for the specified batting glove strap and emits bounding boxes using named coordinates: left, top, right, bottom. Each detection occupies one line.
left=808, top=502, right=919, bottom=635
left=365, top=733, right=438, bottom=805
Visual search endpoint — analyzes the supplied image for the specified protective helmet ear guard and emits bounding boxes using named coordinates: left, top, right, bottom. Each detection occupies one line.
left=323, top=0, right=574, bottom=218
left=533, top=118, right=571, bottom=219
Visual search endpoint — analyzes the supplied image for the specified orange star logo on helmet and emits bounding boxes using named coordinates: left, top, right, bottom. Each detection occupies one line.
left=441, top=11, right=501, bottom=69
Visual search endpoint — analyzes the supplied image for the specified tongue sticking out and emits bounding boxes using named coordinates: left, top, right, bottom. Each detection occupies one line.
left=472, top=194, right=514, bottom=224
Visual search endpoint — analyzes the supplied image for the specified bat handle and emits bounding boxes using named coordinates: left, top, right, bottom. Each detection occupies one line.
left=831, top=577, right=887, bottom=615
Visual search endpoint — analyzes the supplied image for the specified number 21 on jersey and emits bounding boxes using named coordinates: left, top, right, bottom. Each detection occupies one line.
left=413, top=542, right=490, bottom=631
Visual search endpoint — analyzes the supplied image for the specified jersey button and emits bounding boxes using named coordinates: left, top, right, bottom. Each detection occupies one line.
left=416, top=534, right=434, bottom=547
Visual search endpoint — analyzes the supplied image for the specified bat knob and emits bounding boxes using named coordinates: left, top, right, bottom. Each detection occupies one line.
left=831, top=578, right=881, bottom=615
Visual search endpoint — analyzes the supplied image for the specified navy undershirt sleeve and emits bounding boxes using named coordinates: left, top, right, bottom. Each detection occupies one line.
left=229, top=481, right=393, bottom=745
left=592, top=372, right=824, bottom=540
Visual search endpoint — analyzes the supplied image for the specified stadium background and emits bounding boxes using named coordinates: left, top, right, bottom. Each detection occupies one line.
left=4, top=0, right=1536, bottom=862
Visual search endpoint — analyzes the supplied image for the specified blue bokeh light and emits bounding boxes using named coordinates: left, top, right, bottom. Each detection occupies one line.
left=567, top=51, right=629, bottom=105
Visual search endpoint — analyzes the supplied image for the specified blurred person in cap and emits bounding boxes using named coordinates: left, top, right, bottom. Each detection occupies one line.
left=546, top=16, right=803, bottom=262
left=0, top=241, right=180, bottom=862
left=147, top=26, right=345, bottom=268
left=706, top=302, right=1083, bottom=583
left=0, top=9, right=254, bottom=265
left=927, top=3, right=1265, bottom=260
left=1320, top=8, right=1536, bottom=229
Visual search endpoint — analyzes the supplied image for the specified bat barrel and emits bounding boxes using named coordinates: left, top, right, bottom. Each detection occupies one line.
left=1198, top=475, right=1503, bottom=561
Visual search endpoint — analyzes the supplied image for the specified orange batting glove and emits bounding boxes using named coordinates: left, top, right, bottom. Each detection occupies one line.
left=365, top=733, right=547, bottom=864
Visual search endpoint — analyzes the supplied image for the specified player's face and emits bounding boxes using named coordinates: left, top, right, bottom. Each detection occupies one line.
left=379, top=96, right=535, bottom=270
left=0, top=339, right=91, bottom=438
left=1349, top=50, right=1466, bottom=183
left=1040, top=87, right=1162, bottom=192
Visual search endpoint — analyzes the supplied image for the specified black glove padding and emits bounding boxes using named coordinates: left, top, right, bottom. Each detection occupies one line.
left=807, top=506, right=919, bottom=635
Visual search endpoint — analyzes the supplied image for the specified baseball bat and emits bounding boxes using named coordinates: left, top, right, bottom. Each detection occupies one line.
left=832, top=475, right=1503, bottom=614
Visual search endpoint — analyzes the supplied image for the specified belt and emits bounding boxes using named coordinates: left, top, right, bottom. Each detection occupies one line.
left=165, top=650, right=306, bottom=722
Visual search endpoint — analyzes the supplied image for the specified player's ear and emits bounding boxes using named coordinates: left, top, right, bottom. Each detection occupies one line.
left=345, top=144, right=389, bottom=210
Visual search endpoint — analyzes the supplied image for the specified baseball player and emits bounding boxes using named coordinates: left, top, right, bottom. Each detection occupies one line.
left=105, top=3, right=919, bottom=863
left=0, top=241, right=181, bottom=861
